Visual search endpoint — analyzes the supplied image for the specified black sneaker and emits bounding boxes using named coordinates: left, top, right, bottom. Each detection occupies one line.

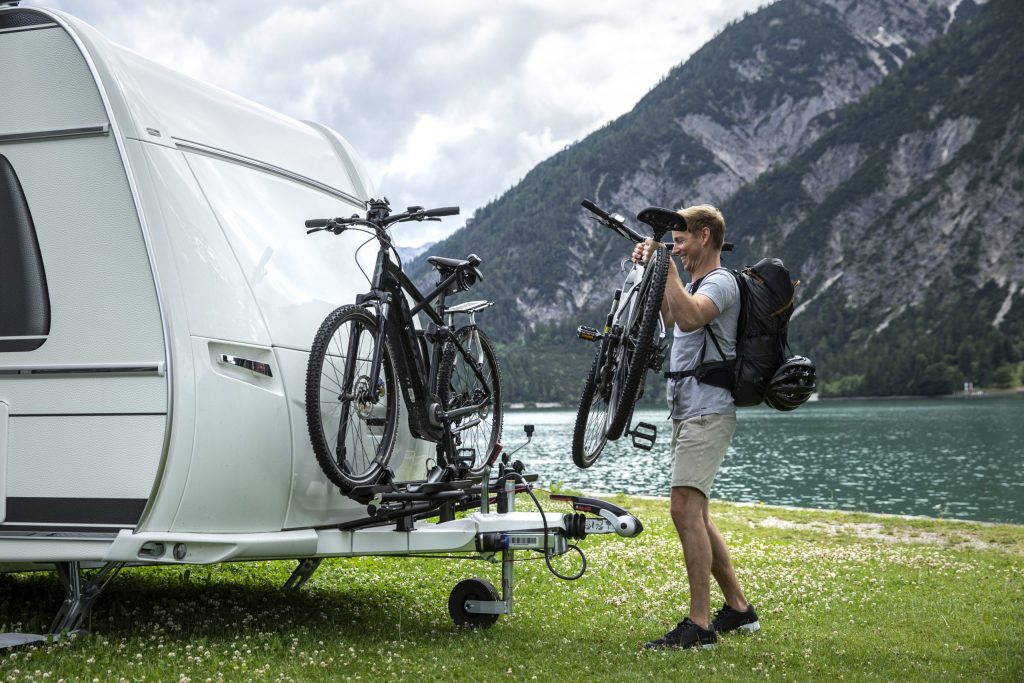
left=711, top=602, right=760, bottom=634
left=644, top=618, right=717, bottom=650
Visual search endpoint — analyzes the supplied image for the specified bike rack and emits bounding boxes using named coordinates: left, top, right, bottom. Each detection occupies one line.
left=272, top=446, right=643, bottom=629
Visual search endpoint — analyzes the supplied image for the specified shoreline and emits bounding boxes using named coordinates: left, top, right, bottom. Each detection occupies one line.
left=506, top=389, right=1023, bottom=410
left=585, top=494, right=1024, bottom=529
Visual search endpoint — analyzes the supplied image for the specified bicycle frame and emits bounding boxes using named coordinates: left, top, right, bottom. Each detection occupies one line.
left=573, top=200, right=676, bottom=446
left=597, top=254, right=667, bottom=416
left=357, top=232, right=494, bottom=449
left=583, top=204, right=669, bottom=384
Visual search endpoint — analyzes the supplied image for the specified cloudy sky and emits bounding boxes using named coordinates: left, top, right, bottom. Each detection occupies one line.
left=26, top=0, right=767, bottom=246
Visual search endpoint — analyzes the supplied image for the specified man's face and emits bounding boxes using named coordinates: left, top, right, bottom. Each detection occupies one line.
left=670, top=228, right=707, bottom=273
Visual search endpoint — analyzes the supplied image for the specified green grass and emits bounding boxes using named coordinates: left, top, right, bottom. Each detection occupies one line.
left=1, top=498, right=1022, bottom=682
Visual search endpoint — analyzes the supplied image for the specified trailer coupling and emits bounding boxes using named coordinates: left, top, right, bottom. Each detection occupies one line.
left=549, top=494, right=644, bottom=538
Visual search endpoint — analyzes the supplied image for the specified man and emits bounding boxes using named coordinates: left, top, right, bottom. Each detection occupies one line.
left=632, top=205, right=759, bottom=650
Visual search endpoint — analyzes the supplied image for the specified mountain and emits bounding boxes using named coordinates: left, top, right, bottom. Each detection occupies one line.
left=724, top=0, right=1023, bottom=396
left=411, top=0, right=1017, bottom=402
left=396, top=241, right=436, bottom=263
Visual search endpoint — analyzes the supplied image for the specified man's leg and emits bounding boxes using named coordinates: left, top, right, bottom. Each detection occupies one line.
left=670, top=485, right=712, bottom=629
left=703, top=499, right=749, bottom=612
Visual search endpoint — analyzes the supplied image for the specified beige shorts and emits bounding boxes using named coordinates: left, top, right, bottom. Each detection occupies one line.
left=670, top=413, right=737, bottom=497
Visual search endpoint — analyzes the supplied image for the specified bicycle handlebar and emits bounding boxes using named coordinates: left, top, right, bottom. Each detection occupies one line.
left=580, top=198, right=647, bottom=244
left=580, top=199, right=609, bottom=220
left=424, top=206, right=459, bottom=218
left=304, top=203, right=460, bottom=235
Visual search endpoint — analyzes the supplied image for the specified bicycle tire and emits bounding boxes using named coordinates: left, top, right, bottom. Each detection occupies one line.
left=437, top=326, right=503, bottom=477
left=305, top=304, right=399, bottom=492
left=605, top=247, right=670, bottom=439
left=571, top=339, right=612, bottom=468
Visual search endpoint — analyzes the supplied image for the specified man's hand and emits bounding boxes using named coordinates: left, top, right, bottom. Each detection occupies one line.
left=632, top=238, right=658, bottom=264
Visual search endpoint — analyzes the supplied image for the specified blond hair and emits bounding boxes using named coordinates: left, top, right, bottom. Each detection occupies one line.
left=679, top=205, right=726, bottom=250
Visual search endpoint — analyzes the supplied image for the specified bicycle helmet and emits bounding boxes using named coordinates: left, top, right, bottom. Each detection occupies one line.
left=764, top=356, right=816, bottom=411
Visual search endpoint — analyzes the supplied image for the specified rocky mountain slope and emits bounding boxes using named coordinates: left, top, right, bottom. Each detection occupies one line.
left=725, top=0, right=1023, bottom=395
left=410, top=0, right=1017, bottom=401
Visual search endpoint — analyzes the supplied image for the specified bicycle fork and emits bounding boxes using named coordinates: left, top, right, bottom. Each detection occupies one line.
left=334, top=297, right=392, bottom=457
left=577, top=287, right=621, bottom=343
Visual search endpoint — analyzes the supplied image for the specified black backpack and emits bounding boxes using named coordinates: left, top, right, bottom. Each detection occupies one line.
left=668, top=258, right=796, bottom=407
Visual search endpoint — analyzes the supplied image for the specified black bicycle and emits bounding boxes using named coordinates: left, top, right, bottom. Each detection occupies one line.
left=304, top=198, right=502, bottom=493
left=571, top=200, right=685, bottom=468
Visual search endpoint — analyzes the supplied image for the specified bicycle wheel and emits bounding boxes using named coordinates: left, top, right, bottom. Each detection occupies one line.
left=305, top=304, right=399, bottom=491
left=571, top=338, right=613, bottom=468
left=605, top=247, right=669, bottom=439
left=437, top=326, right=503, bottom=477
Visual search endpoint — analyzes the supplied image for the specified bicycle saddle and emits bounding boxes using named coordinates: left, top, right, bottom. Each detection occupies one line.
left=637, top=206, right=686, bottom=236
left=427, top=255, right=479, bottom=271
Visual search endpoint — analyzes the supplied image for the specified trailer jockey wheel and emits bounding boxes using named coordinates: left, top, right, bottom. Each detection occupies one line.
left=448, top=578, right=500, bottom=629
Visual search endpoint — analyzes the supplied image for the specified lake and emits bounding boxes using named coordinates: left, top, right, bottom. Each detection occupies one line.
left=504, top=396, right=1024, bottom=525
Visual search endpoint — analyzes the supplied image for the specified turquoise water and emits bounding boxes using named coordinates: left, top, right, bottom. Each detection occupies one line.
left=505, top=397, right=1024, bottom=524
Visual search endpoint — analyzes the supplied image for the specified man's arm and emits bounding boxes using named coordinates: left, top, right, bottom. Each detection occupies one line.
left=662, top=256, right=720, bottom=332
left=633, top=239, right=720, bottom=332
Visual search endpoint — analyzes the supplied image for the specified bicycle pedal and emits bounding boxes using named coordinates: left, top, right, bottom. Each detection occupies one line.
left=365, top=417, right=385, bottom=427
left=576, top=325, right=603, bottom=342
left=630, top=422, right=657, bottom=451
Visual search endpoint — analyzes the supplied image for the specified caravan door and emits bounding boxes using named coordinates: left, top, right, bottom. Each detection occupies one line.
left=0, top=10, right=167, bottom=536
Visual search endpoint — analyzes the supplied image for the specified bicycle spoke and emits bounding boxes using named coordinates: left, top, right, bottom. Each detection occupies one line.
left=438, top=328, right=501, bottom=475
left=306, top=305, right=398, bottom=491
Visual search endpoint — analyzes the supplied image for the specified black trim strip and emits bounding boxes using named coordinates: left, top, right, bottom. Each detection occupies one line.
left=11, top=413, right=167, bottom=418
left=0, top=124, right=110, bottom=144
left=0, top=22, right=57, bottom=35
left=0, top=363, right=163, bottom=376
left=4, top=497, right=147, bottom=525
left=0, top=525, right=127, bottom=535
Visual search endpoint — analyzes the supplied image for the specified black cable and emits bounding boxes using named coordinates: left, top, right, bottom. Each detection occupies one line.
left=504, top=472, right=586, bottom=581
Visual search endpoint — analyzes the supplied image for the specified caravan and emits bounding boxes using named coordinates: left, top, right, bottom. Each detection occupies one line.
left=0, top=3, right=640, bottom=641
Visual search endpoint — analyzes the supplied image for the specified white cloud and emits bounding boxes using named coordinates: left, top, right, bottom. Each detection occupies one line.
left=25, top=0, right=768, bottom=245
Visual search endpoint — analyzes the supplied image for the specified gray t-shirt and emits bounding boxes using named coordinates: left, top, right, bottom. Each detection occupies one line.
left=668, top=268, right=740, bottom=420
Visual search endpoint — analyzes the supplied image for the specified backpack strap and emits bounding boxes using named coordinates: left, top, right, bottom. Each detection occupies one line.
left=690, top=268, right=731, bottom=363
left=663, top=269, right=734, bottom=386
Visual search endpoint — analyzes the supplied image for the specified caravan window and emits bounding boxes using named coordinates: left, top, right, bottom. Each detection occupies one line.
left=0, top=153, right=50, bottom=352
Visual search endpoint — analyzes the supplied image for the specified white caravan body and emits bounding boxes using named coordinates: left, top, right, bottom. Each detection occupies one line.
left=0, top=4, right=441, bottom=567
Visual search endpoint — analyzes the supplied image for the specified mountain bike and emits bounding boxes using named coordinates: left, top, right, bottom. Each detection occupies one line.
left=571, top=200, right=683, bottom=468
left=303, top=198, right=502, bottom=494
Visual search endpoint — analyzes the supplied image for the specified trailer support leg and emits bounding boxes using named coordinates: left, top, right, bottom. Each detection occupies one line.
left=1, top=561, right=122, bottom=651
left=501, top=547, right=514, bottom=614
left=282, top=558, right=323, bottom=591
left=49, top=561, right=124, bottom=636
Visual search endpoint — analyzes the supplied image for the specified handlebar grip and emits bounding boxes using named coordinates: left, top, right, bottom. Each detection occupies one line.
left=305, top=218, right=330, bottom=228
left=425, top=206, right=460, bottom=217
left=581, top=198, right=610, bottom=219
